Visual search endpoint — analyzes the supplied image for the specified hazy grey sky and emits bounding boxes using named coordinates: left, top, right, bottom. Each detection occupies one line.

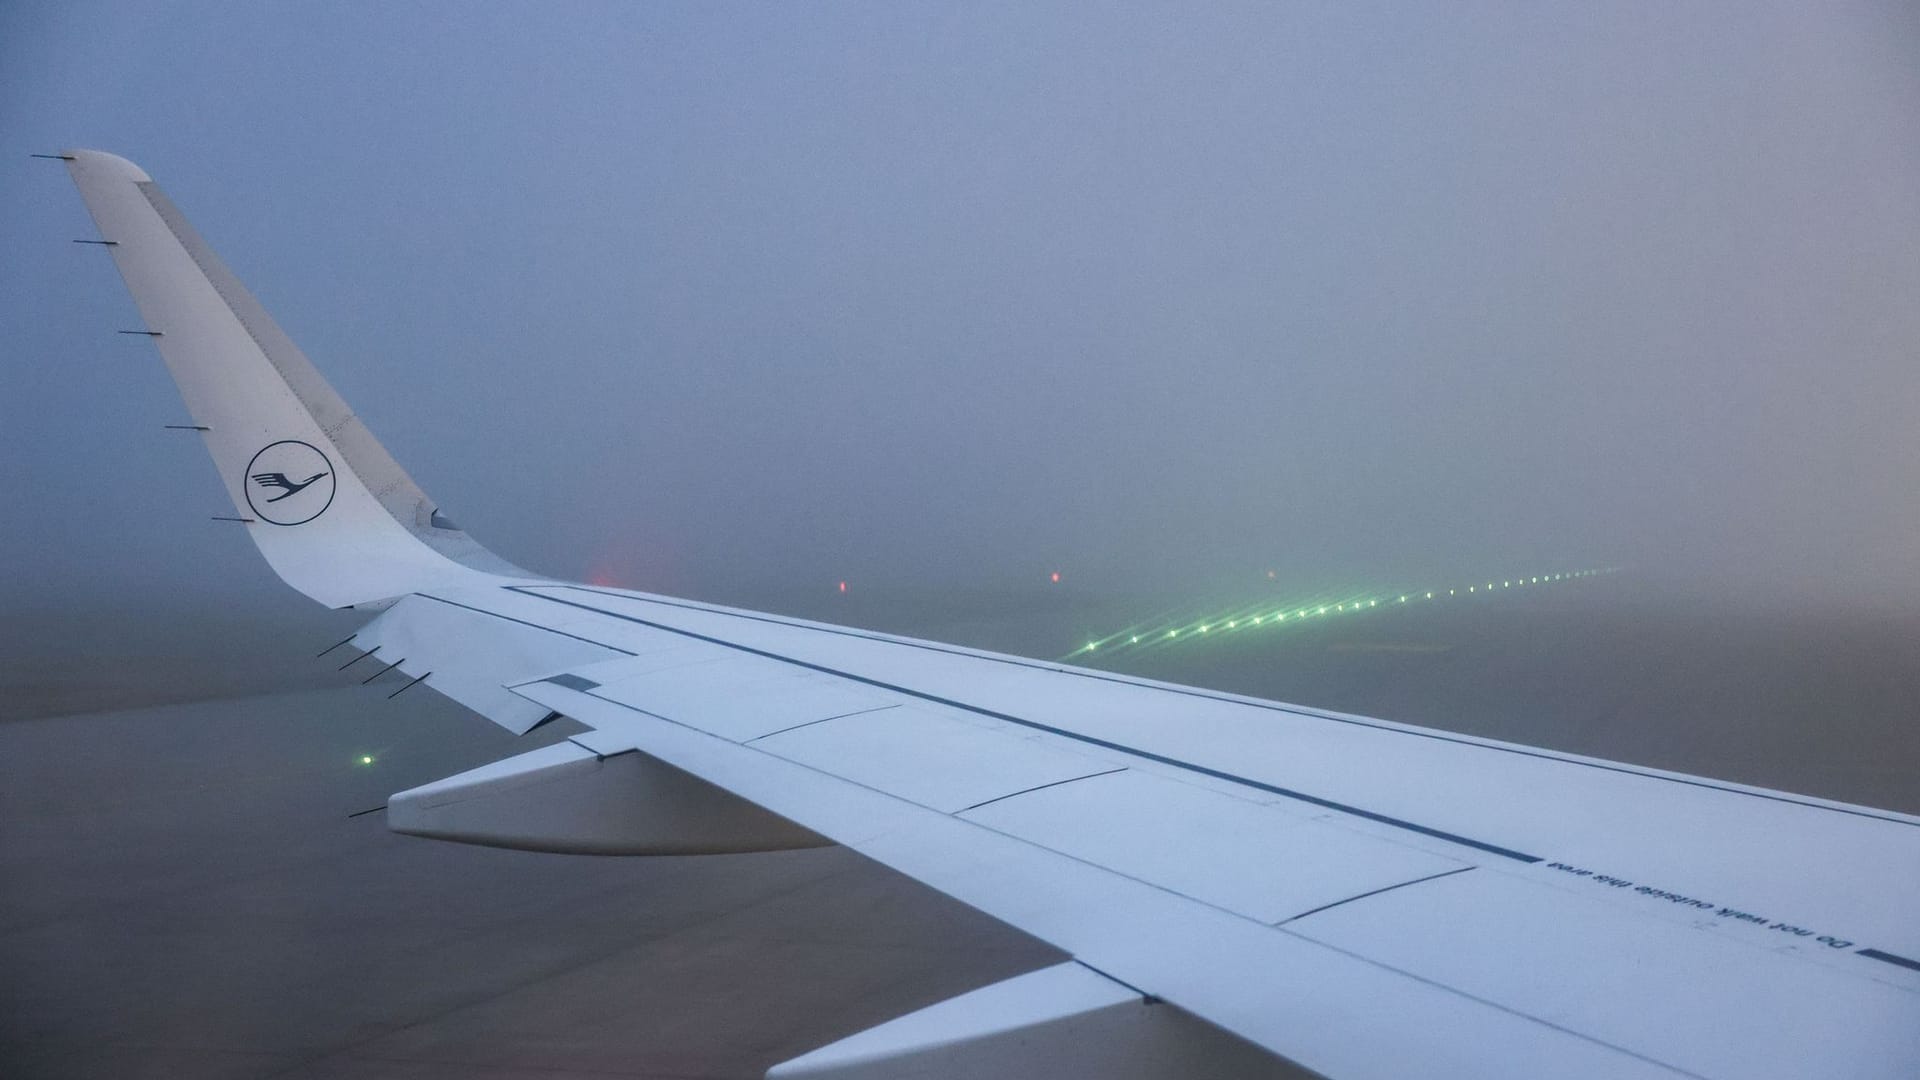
left=5, top=2, right=1920, bottom=613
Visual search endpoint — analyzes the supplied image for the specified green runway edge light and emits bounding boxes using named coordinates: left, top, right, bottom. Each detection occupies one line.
left=1066, top=566, right=1621, bottom=660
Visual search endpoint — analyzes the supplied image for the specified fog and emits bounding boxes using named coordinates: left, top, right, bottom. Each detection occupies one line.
left=6, top=3, right=1920, bottom=622
left=7, top=14, right=1920, bottom=1073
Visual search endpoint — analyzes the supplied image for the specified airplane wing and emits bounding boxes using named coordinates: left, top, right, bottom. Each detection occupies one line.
left=56, top=149, right=1920, bottom=1080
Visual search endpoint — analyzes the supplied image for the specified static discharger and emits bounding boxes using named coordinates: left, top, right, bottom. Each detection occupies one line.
left=361, top=656, right=407, bottom=685
left=316, top=634, right=357, bottom=658
left=387, top=671, right=431, bottom=699
left=1069, top=566, right=1622, bottom=660
left=338, top=645, right=380, bottom=671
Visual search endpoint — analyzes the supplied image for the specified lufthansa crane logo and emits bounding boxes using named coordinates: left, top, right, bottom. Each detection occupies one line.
left=244, top=440, right=335, bottom=525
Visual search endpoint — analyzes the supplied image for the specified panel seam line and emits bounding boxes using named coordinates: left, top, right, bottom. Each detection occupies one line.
left=956, top=768, right=1130, bottom=814
left=1275, top=865, right=1476, bottom=926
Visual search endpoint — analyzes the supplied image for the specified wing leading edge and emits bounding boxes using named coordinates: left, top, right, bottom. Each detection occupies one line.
left=56, top=151, right=1920, bottom=1079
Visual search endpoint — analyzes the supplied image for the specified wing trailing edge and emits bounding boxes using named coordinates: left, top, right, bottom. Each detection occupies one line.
left=386, top=739, right=827, bottom=855
left=768, top=961, right=1306, bottom=1079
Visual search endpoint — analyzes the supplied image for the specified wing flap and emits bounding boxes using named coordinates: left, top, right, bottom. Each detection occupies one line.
left=507, top=680, right=1688, bottom=1079
left=583, top=653, right=900, bottom=741
left=509, top=678, right=1121, bottom=817
left=753, top=704, right=1119, bottom=814
left=960, top=768, right=1468, bottom=924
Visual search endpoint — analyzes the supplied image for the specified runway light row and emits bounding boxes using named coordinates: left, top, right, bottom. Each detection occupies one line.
left=1070, top=567, right=1620, bottom=657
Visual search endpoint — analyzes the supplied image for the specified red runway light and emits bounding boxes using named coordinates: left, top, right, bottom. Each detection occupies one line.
left=838, top=581, right=847, bottom=593
left=1050, top=571, right=1060, bottom=583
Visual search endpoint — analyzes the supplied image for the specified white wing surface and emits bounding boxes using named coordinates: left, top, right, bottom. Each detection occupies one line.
left=57, top=150, right=1920, bottom=1079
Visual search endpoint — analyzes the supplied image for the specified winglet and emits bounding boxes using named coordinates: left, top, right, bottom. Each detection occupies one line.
left=61, top=150, right=529, bottom=607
